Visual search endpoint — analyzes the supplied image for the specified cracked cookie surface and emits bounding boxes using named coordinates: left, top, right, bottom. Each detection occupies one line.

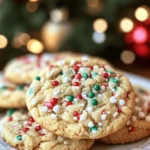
left=0, top=73, right=27, bottom=108
left=100, top=85, right=150, bottom=144
left=1, top=109, right=94, bottom=150
left=26, top=58, right=135, bottom=139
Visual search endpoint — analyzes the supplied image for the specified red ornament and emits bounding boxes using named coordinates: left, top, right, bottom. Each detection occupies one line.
left=75, top=73, right=81, bottom=80
left=50, top=98, right=58, bottom=105
left=76, top=94, right=82, bottom=100
left=35, top=126, right=42, bottom=131
left=29, top=117, right=35, bottom=122
left=102, top=72, right=108, bottom=78
left=52, top=81, right=59, bottom=86
left=66, top=101, right=73, bottom=106
left=73, top=82, right=80, bottom=86
left=23, top=128, right=29, bottom=133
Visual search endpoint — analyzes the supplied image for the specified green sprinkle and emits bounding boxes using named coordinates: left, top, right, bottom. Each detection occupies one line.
left=93, top=84, right=100, bottom=91
left=82, top=73, right=89, bottom=79
left=17, top=85, right=24, bottom=90
left=16, top=135, right=22, bottom=141
left=91, top=99, right=98, bottom=105
left=106, top=69, right=114, bottom=74
left=91, top=72, right=98, bottom=78
left=109, top=78, right=119, bottom=84
left=114, top=87, right=117, bottom=91
left=7, top=109, right=16, bottom=116
left=88, top=92, right=95, bottom=98
left=60, top=71, right=63, bottom=75
left=90, top=126, right=98, bottom=132
left=1, top=85, right=7, bottom=90
left=67, top=95, right=74, bottom=101
left=138, top=88, right=146, bottom=94
left=35, top=76, right=40, bottom=81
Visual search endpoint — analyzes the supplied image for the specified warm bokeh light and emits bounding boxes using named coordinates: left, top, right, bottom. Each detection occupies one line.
left=12, top=33, right=30, bottom=48
left=27, top=39, right=44, bottom=54
left=92, top=32, right=106, bottom=44
left=87, top=0, right=99, bottom=7
left=133, top=27, right=147, bottom=43
left=135, top=6, right=149, bottom=22
left=26, top=2, right=38, bottom=13
left=29, top=0, right=38, bottom=2
left=135, top=44, right=149, bottom=57
left=121, top=50, right=135, bottom=64
left=0, top=35, right=8, bottom=49
left=93, top=18, right=108, bottom=32
left=120, top=18, right=134, bottom=33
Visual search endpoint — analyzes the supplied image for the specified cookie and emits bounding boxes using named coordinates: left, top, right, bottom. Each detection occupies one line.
left=99, top=85, right=150, bottom=144
left=26, top=58, right=135, bottom=139
left=4, top=52, right=112, bottom=85
left=0, top=109, right=94, bottom=150
left=0, top=73, right=27, bottom=108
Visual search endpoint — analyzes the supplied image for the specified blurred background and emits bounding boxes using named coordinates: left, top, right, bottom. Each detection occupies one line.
left=0, top=0, right=150, bottom=78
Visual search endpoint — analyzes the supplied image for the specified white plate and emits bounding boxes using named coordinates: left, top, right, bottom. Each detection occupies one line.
left=0, top=72, right=150, bottom=150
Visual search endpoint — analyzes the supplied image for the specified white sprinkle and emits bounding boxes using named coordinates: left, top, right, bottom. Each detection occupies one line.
left=113, top=112, right=119, bottom=118
left=53, top=105, right=61, bottom=114
left=107, top=111, right=111, bottom=114
left=82, top=92, right=87, bottom=99
left=51, top=114, right=57, bottom=119
left=101, top=86, right=105, bottom=91
left=98, top=94, right=102, bottom=98
left=63, top=77, right=71, bottom=83
left=74, top=98, right=78, bottom=103
left=57, top=60, right=65, bottom=66
left=138, top=112, right=145, bottom=118
left=61, top=90, right=64, bottom=92
left=81, top=78, right=85, bottom=81
left=88, top=122, right=94, bottom=128
left=98, top=122, right=102, bottom=126
left=146, top=116, right=150, bottom=121
left=93, top=65, right=99, bottom=69
left=31, top=97, right=40, bottom=106
left=82, top=55, right=89, bottom=61
left=135, top=106, right=142, bottom=112
left=109, top=97, right=117, bottom=103
left=73, top=117, right=78, bottom=121
left=53, top=89, right=60, bottom=97
left=101, top=114, right=107, bottom=120
left=64, top=140, right=69, bottom=145
left=131, top=116, right=137, bottom=121
left=86, top=106, right=93, bottom=112
left=80, top=103, right=85, bottom=107
left=80, top=114, right=87, bottom=121
left=40, top=77, right=45, bottom=84
left=126, top=120, right=131, bottom=125
left=70, top=60, right=76, bottom=66
left=92, top=130, right=97, bottom=134
left=119, top=99, right=125, bottom=106
left=41, top=106, right=48, bottom=112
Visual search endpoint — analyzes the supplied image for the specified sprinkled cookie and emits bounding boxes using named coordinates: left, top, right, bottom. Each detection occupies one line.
left=99, top=85, right=150, bottom=144
left=26, top=58, right=135, bottom=139
left=0, top=74, right=27, bottom=108
left=1, top=110, right=94, bottom=150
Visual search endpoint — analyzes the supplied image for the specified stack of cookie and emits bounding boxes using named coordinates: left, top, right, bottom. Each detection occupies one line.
left=0, top=52, right=150, bottom=150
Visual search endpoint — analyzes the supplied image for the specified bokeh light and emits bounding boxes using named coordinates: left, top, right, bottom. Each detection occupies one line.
left=121, top=50, right=135, bottom=64
left=92, top=32, right=106, bottom=44
left=29, top=0, right=38, bottom=2
left=135, top=6, right=149, bottom=22
left=120, top=18, right=134, bottom=33
left=133, top=27, right=147, bottom=43
left=135, top=44, right=149, bottom=57
left=27, top=39, right=44, bottom=54
left=0, top=35, right=8, bottom=49
left=87, top=0, right=99, bottom=7
left=26, top=2, right=38, bottom=13
left=93, top=18, right=108, bottom=33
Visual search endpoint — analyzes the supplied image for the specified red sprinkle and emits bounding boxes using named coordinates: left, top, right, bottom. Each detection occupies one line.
left=52, top=81, right=59, bottom=86
left=102, top=83, right=108, bottom=87
left=73, top=65, right=79, bottom=72
left=75, top=73, right=81, bottom=80
left=29, top=117, right=35, bottom=122
left=66, top=101, right=73, bottom=106
left=49, top=65, right=54, bottom=69
left=148, top=107, right=150, bottom=113
left=35, top=126, right=42, bottom=131
left=23, top=128, right=29, bottom=133
left=128, top=127, right=135, bottom=132
left=100, top=64, right=105, bottom=69
left=73, top=82, right=80, bottom=86
left=101, top=110, right=106, bottom=114
left=40, top=133, right=45, bottom=136
left=50, top=98, right=58, bottom=105
left=8, top=116, right=13, bottom=122
left=89, top=66, right=93, bottom=70
left=45, top=102, right=54, bottom=109
left=73, top=111, right=80, bottom=117
left=112, top=92, right=115, bottom=96
left=75, top=62, right=81, bottom=67
left=76, top=94, right=82, bottom=100
left=102, top=72, right=108, bottom=78
left=118, top=107, right=122, bottom=113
